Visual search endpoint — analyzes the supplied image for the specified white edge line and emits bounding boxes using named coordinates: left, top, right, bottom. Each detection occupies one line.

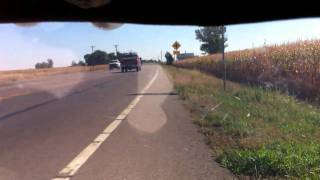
left=52, top=67, right=160, bottom=180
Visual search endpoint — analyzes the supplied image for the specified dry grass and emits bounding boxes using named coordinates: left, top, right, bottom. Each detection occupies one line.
left=175, top=39, right=320, bottom=103
left=0, top=65, right=108, bottom=86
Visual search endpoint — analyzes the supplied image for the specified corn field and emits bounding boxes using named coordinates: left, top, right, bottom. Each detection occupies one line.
left=174, top=40, right=320, bottom=102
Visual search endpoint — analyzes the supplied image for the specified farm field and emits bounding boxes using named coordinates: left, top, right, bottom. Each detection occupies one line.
left=0, top=65, right=107, bottom=86
left=175, top=40, right=320, bottom=103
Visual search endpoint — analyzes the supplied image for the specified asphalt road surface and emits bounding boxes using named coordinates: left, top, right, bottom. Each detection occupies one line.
left=0, top=64, right=234, bottom=180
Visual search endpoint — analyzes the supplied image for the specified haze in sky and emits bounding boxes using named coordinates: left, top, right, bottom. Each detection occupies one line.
left=1, top=18, right=320, bottom=70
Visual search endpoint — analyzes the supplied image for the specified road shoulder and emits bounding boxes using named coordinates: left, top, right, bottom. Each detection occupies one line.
left=74, top=65, right=234, bottom=180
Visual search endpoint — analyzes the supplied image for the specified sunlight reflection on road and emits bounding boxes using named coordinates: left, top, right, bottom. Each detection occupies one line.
left=127, top=68, right=169, bottom=134
left=128, top=94, right=167, bottom=133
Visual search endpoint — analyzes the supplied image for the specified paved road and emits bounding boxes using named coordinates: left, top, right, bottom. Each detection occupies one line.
left=0, top=64, right=234, bottom=180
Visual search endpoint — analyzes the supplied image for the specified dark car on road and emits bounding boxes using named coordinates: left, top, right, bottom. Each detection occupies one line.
left=119, top=53, right=142, bottom=72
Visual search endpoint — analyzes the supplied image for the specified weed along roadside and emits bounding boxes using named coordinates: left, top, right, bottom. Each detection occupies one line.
left=163, top=66, right=320, bottom=179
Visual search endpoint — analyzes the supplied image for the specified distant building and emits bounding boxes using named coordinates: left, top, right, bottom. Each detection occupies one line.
left=177, top=52, right=195, bottom=61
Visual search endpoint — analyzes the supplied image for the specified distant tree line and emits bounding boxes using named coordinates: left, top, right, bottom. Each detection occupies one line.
left=71, top=60, right=87, bottom=66
left=34, top=50, right=144, bottom=69
left=141, top=59, right=160, bottom=63
left=84, top=50, right=117, bottom=66
left=35, top=59, right=54, bottom=69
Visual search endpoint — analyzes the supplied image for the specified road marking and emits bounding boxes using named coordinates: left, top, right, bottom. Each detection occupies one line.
left=103, top=120, right=122, bottom=133
left=52, top=68, right=160, bottom=180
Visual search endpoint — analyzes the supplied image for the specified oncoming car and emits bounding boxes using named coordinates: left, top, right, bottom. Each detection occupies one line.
left=108, top=59, right=121, bottom=70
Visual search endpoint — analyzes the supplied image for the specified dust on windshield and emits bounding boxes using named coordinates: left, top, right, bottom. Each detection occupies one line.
left=1, top=19, right=320, bottom=180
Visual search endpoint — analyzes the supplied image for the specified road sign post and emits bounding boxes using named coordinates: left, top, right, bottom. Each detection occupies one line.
left=172, top=41, right=181, bottom=61
left=221, top=27, right=226, bottom=91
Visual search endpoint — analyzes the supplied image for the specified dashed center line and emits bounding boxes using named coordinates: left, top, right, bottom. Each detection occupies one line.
left=52, top=68, right=159, bottom=180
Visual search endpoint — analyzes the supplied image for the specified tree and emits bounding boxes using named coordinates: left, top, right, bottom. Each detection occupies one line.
left=71, top=60, right=87, bottom=67
left=165, top=52, right=174, bottom=65
left=84, top=54, right=91, bottom=65
left=195, top=26, right=227, bottom=54
left=84, top=50, right=110, bottom=66
left=78, top=60, right=86, bottom=66
left=71, top=60, right=77, bottom=66
left=35, top=63, right=42, bottom=69
left=47, top=59, right=54, bottom=68
left=35, top=59, right=54, bottom=69
left=108, top=52, right=117, bottom=60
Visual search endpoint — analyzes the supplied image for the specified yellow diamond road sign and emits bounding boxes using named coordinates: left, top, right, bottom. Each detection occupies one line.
left=172, top=41, right=181, bottom=50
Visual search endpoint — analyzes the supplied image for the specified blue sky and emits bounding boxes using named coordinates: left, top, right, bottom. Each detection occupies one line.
left=1, top=18, right=320, bottom=70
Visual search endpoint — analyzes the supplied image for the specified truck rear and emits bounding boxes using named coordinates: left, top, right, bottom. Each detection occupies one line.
left=119, top=53, right=142, bottom=72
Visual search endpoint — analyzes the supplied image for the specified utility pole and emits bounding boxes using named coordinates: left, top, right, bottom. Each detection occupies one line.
left=90, top=45, right=95, bottom=53
left=222, top=26, right=226, bottom=91
left=89, top=45, right=95, bottom=71
left=114, top=44, right=118, bottom=56
left=161, top=50, right=163, bottom=62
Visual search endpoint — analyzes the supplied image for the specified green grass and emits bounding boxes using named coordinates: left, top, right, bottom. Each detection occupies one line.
left=218, top=142, right=320, bottom=178
left=164, top=65, right=320, bottom=179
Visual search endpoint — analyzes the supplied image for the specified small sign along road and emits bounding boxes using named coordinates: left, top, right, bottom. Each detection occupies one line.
left=172, top=41, right=181, bottom=50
